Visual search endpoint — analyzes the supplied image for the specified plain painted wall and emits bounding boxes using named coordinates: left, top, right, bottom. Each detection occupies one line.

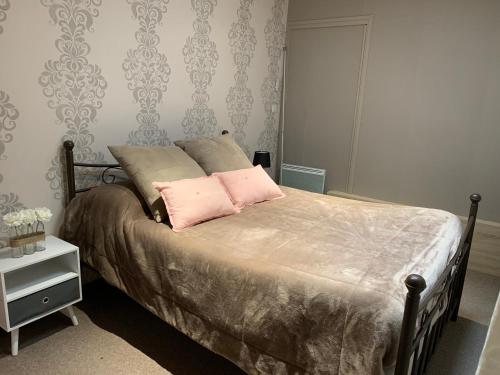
left=288, top=0, right=500, bottom=222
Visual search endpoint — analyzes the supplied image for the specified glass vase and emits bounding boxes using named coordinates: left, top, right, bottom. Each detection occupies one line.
left=23, top=224, right=36, bottom=255
left=35, top=222, right=46, bottom=251
left=9, top=227, right=24, bottom=258
left=23, top=242, right=36, bottom=255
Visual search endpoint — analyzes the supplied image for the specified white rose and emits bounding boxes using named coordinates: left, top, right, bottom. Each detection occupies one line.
left=20, top=209, right=37, bottom=226
left=35, top=207, right=53, bottom=223
left=2, top=211, right=22, bottom=227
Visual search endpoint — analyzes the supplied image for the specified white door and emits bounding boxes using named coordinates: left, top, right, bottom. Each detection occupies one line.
left=284, top=19, right=369, bottom=192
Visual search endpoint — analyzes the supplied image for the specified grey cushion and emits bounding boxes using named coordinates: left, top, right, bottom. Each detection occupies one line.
left=174, top=134, right=252, bottom=175
left=108, top=145, right=206, bottom=222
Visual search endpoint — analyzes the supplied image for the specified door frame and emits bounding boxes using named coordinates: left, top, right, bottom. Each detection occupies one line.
left=286, top=15, right=373, bottom=193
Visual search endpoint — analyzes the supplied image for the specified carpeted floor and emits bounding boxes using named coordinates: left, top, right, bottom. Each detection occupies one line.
left=0, top=269, right=498, bottom=375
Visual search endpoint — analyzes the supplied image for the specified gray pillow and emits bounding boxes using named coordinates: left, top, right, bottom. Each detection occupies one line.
left=174, top=134, right=252, bottom=175
left=108, top=145, right=206, bottom=222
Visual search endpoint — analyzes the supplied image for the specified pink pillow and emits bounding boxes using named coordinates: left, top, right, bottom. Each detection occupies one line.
left=152, top=176, right=238, bottom=232
left=213, top=165, right=285, bottom=210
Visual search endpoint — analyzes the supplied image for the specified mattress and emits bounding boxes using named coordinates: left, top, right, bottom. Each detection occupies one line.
left=61, top=182, right=462, bottom=374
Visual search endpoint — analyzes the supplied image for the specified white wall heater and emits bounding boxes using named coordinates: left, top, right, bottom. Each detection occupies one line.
left=280, top=164, right=326, bottom=194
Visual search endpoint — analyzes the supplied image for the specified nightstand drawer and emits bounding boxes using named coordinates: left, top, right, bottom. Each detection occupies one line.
left=8, top=277, right=80, bottom=327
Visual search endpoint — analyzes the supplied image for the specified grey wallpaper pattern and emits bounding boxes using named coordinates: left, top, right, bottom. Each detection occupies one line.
left=0, top=1, right=289, bottom=238
left=0, top=193, right=24, bottom=248
left=123, top=0, right=171, bottom=146
left=182, top=0, right=219, bottom=139
left=258, top=0, right=287, bottom=169
left=0, top=0, right=24, bottom=247
left=226, top=0, right=256, bottom=157
left=0, top=90, right=24, bottom=248
left=39, top=0, right=107, bottom=199
left=0, top=0, right=10, bottom=34
left=0, top=90, right=18, bottom=184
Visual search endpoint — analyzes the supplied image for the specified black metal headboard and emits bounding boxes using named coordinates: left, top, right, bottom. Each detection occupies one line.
left=63, top=130, right=231, bottom=205
left=63, top=140, right=121, bottom=204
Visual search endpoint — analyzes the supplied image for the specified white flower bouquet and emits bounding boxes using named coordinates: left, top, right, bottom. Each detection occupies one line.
left=2, top=207, right=52, bottom=256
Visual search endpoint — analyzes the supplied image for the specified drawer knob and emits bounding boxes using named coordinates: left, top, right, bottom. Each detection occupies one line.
left=42, top=297, right=50, bottom=304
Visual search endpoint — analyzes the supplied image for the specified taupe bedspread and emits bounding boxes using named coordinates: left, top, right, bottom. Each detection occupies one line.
left=62, top=183, right=462, bottom=375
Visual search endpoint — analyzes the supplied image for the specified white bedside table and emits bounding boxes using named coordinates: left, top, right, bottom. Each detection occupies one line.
left=0, top=235, right=82, bottom=355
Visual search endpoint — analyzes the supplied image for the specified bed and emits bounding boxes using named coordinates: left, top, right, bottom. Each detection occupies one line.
left=60, top=138, right=481, bottom=375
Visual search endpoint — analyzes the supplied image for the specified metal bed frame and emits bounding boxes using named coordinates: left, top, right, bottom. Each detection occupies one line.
left=62, top=136, right=481, bottom=375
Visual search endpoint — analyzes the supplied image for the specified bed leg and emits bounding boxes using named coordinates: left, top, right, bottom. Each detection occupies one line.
left=450, top=193, right=481, bottom=322
left=394, top=274, right=427, bottom=375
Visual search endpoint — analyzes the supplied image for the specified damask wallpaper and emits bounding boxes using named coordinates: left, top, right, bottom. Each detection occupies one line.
left=0, top=0, right=288, bottom=240
left=39, top=0, right=108, bottom=199
left=124, top=0, right=171, bottom=145
left=181, top=0, right=220, bottom=139
left=258, top=0, right=287, bottom=168
left=227, top=0, right=257, bottom=157
left=0, top=90, right=25, bottom=247
left=0, top=0, right=10, bottom=35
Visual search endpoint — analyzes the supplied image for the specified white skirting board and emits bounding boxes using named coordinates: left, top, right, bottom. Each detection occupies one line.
left=327, top=190, right=500, bottom=277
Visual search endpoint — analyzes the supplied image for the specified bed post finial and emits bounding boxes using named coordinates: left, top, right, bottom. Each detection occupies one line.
left=466, top=193, right=481, bottom=245
left=469, top=193, right=481, bottom=218
left=63, top=140, right=74, bottom=150
left=405, top=274, right=426, bottom=293
left=394, top=274, right=426, bottom=375
left=470, top=193, right=481, bottom=203
left=63, top=140, right=76, bottom=204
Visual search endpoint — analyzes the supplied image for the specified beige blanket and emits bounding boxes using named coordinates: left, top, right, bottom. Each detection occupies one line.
left=62, top=183, right=462, bottom=374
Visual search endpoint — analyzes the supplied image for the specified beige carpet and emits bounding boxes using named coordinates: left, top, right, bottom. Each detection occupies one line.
left=0, top=269, right=498, bottom=375
left=459, top=270, right=500, bottom=326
